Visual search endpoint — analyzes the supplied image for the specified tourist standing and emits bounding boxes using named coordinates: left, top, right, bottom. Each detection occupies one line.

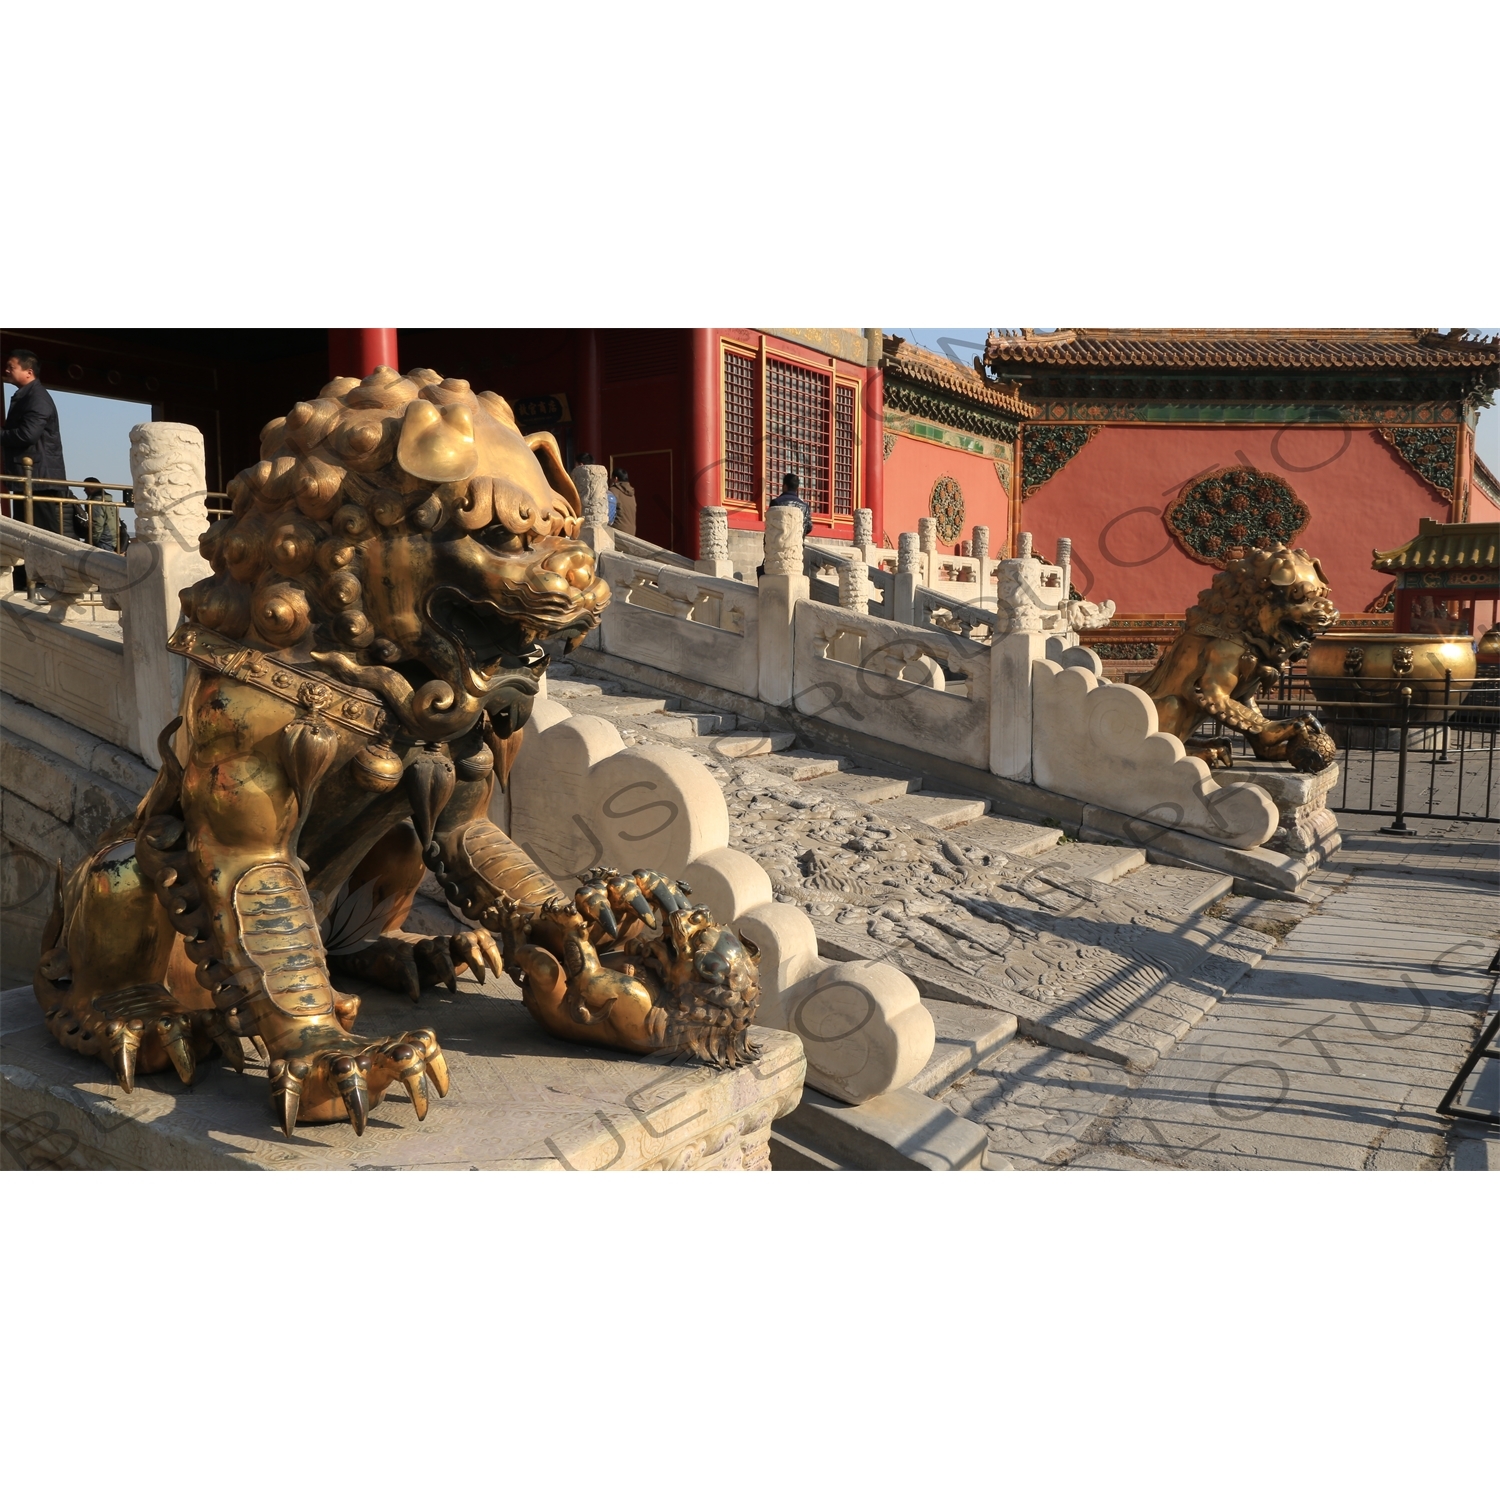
left=77, top=478, right=120, bottom=551
left=609, top=465, right=637, bottom=536
left=768, top=471, right=812, bottom=536
left=2, top=350, right=68, bottom=536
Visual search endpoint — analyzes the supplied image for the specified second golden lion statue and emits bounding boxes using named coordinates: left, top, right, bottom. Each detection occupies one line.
left=1137, top=544, right=1339, bottom=771
left=33, top=367, right=761, bottom=1136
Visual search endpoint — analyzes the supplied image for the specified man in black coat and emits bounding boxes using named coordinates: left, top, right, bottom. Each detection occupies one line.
left=769, top=471, right=812, bottom=537
left=3, top=349, right=69, bottom=535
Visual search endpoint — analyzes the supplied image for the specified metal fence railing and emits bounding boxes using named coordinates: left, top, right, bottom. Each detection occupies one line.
left=1201, top=664, right=1500, bottom=825
left=2, top=457, right=230, bottom=556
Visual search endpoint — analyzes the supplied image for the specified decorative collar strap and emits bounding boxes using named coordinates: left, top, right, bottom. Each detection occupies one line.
left=169, top=622, right=389, bottom=738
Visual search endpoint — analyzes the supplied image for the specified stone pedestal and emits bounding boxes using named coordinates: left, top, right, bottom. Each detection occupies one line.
left=0, top=979, right=805, bottom=1171
left=1211, top=761, right=1341, bottom=864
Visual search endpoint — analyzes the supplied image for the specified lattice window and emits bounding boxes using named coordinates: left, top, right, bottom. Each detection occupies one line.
left=766, top=357, right=831, bottom=516
left=833, top=384, right=856, bottom=517
left=722, top=348, right=757, bottom=504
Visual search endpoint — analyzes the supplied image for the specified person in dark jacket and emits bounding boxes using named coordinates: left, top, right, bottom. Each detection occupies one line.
left=3, top=350, right=69, bottom=536
left=769, top=471, right=812, bottom=537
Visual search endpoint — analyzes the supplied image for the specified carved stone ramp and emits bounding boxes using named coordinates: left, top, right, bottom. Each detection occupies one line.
left=558, top=659, right=1260, bottom=1079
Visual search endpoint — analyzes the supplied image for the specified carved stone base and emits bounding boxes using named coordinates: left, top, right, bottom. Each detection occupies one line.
left=0, top=979, right=805, bottom=1172
left=1210, top=761, right=1341, bottom=863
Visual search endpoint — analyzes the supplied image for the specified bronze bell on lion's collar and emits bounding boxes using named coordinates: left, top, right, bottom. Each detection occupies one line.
left=352, top=739, right=403, bottom=794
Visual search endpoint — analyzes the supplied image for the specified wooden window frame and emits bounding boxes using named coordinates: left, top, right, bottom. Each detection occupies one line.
left=718, top=334, right=862, bottom=527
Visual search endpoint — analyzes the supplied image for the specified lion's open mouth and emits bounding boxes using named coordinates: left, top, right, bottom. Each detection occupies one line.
left=427, top=588, right=542, bottom=677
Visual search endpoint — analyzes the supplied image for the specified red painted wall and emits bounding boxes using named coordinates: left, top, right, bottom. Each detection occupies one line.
left=883, top=435, right=1011, bottom=552
left=1019, top=425, right=1451, bottom=616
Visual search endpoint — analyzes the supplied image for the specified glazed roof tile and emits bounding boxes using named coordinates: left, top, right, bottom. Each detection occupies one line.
left=883, top=338, right=1039, bottom=418
left=1372, top=518, right=1499, bottom=574
left=983, top=328, right=1500, bottom=372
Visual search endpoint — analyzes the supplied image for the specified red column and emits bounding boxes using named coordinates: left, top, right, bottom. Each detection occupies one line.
left=575, top=329, right=602, bottom=461
left=688, top=327, right=718, bottom=557
left=328, top=329, right=399, bottom=379
left=863, top=362, right=885, bottom=545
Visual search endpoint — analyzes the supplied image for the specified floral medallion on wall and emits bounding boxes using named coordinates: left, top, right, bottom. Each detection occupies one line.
left=1020, top=424, right=1101, bottom=496
left=1164, top=464, right=1309, bottom=565
left=930, top=475, right=965, bottom=543
left=1376, top=425, right=1457, bottom=498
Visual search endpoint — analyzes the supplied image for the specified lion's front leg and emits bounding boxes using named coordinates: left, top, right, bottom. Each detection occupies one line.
left=157, top=674, right=449, bottom=1135
left=498, top=868, right=761, bottom=1066
left=430, top=771, right=569, bottom=923
left=1189, top=643, right=1331, bottom=770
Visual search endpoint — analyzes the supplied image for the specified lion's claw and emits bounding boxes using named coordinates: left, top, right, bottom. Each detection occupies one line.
left=264, top=1026, right=449, bottom=1136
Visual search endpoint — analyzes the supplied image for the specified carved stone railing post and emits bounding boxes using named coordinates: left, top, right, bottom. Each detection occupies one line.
left=758, top=505, right=808, bottom=706
left=853, top=506, right=874, bottom=561
left=991, top=630, right=1046, bottom=782
left=574, top=462, right=612, bottom=555
left=696, top=505, right=734, bottom=578
left=1056, top=536, right=1072, bottom=603
left=917, top=515, right=937, bottom=587
left=838, top=555, right=870, bottom=614
left=126, top=423, right=212, bottom=768
left=971, top=524, right=992, bottom=607
left=894, top=531, right=920, bottom=624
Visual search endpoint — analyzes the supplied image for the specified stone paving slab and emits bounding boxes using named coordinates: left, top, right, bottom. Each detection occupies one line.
left=1097, top=909, right=1495, bottom=1171
left=1315, top=870, right=1500, bottom=940
left=936, top=1039, right=1137, bottom=1171
left=0, top=981, right=805, bottom=1172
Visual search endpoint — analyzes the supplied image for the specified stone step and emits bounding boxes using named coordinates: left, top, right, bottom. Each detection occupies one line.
left=773, top=1085, right=991, bottom=1170
left=879, top=792, right=990, bottom=830
left=751, top=751, right=849, bottom=781
left=805, top=770, right=922, bottom=805
left=693, top=731, right=798, bottom=758
left=908, top=998, right=1019, bottom=1097
left=1109, top=864, right=1234, bottom=915
left=580, top=693, right=676, bottom=717
left=948, top=816, right=1065, bottom=859
left=1022, top=843, right=1147, bottom=885
left=547, top=680, right=603, bottom=699
left=650, top=711, right=739, bottom=738
left=767, top=1134, right=846, bottom=1170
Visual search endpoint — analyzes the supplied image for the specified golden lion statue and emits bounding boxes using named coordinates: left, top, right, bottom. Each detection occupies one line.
left=34, top=367, right=761, bottom=1136
left=1136, top=545, right=1339, bottom=772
